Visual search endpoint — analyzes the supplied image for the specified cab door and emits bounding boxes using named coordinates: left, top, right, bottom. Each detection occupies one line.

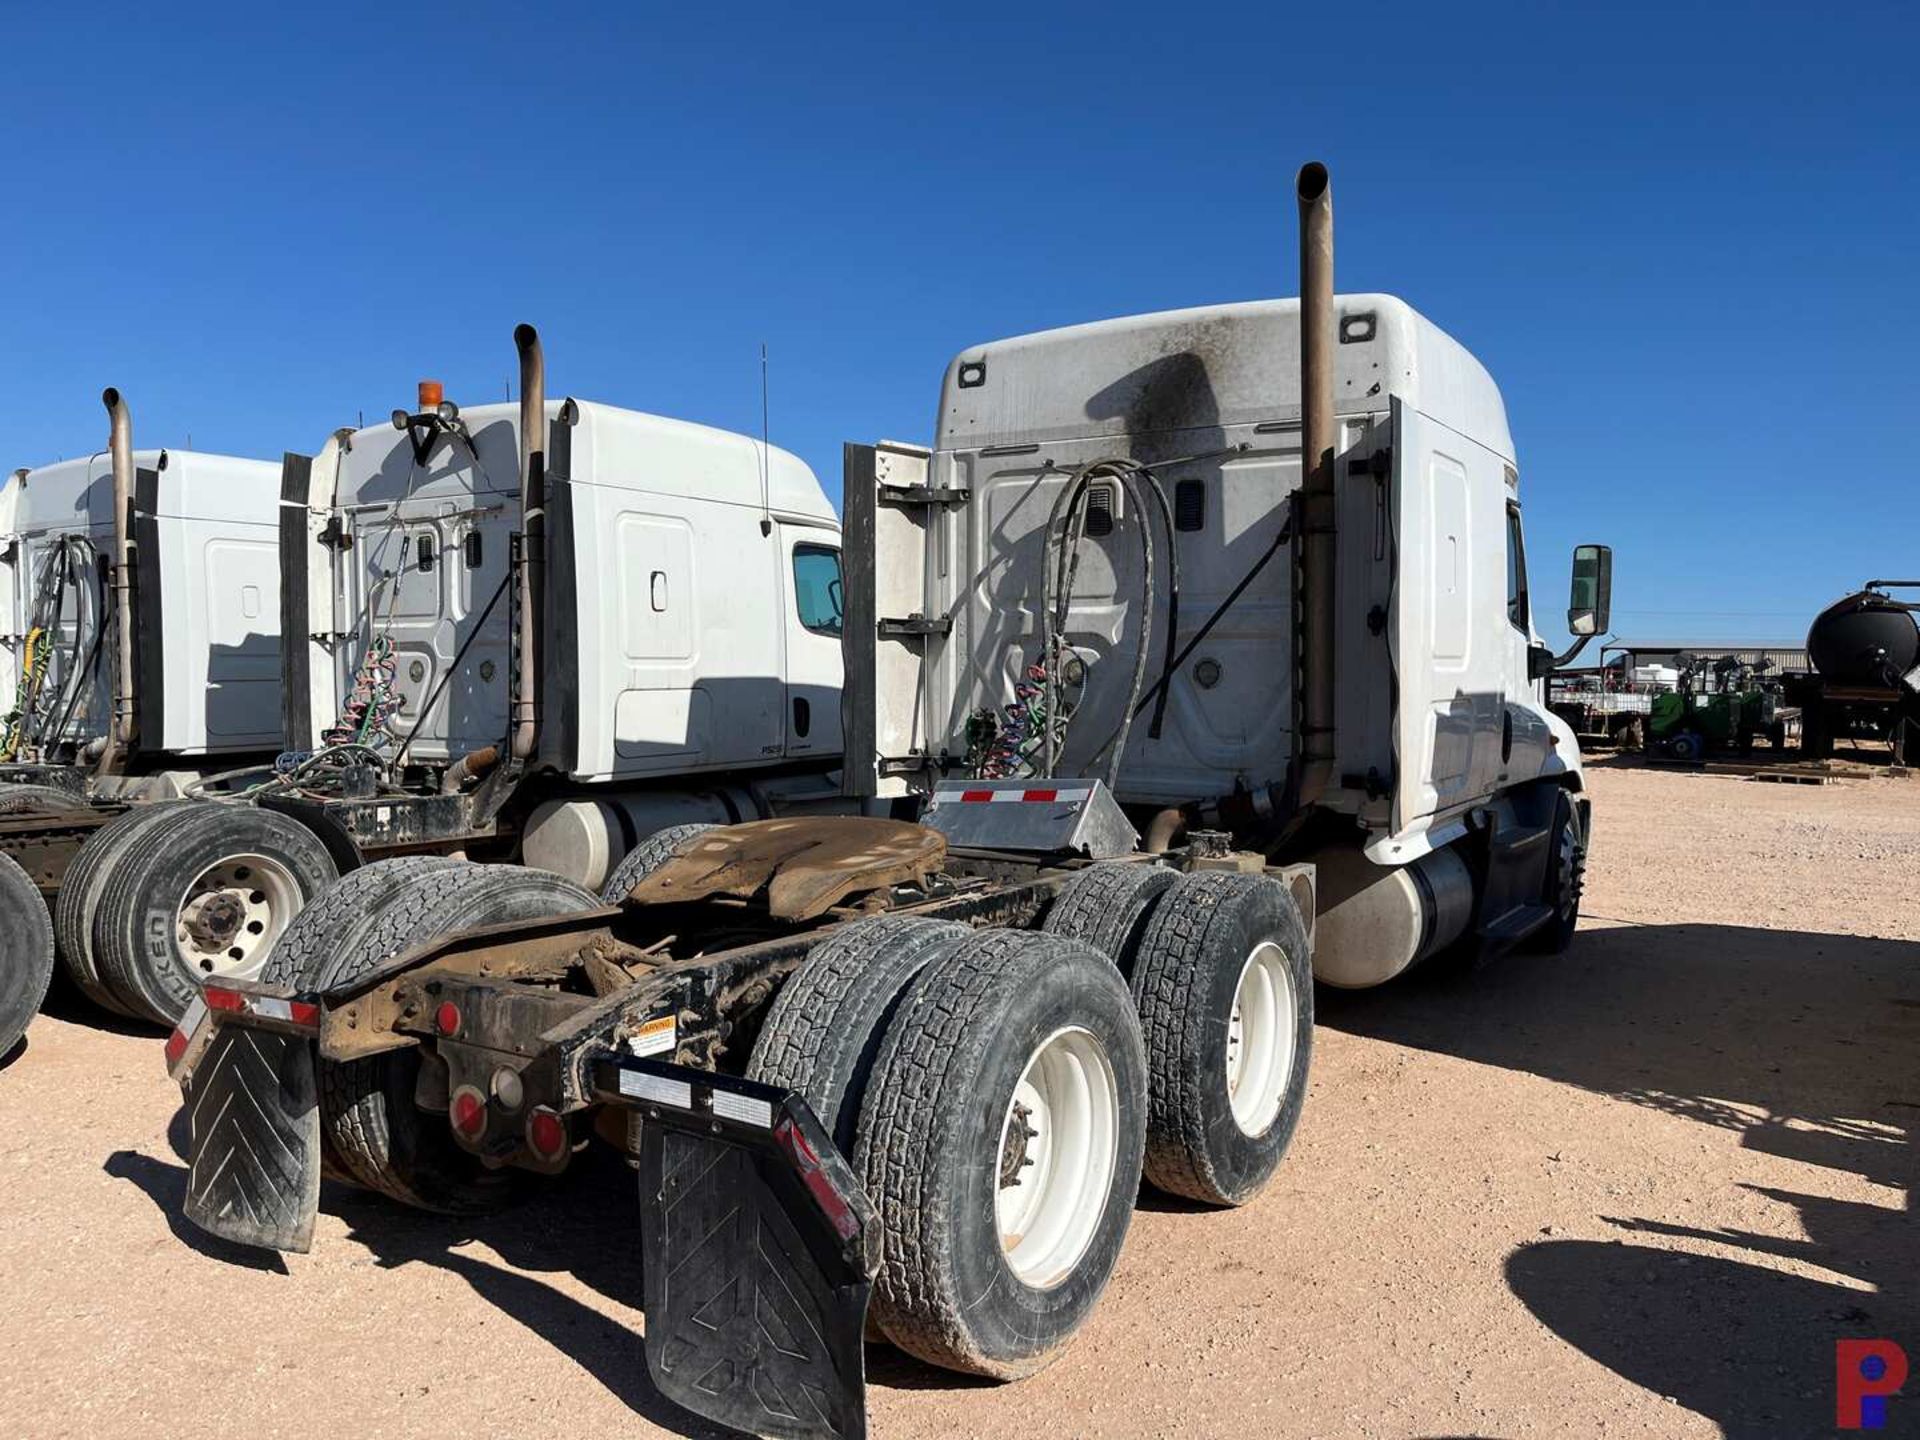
left=779, top=523, right=844, bottom=760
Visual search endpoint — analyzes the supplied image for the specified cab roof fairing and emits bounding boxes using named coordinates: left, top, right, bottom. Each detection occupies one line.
left=328, top=399, right=839, bottom=529
left=932, top=293, right=1515, bottom=466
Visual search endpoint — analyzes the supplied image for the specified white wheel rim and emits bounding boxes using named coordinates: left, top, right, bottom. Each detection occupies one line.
left=175, top=852, right=302, bottom=981
left=995, top=1025, right=1119, bottom=1290
left=1226, top=941, right=1297, bottom=1136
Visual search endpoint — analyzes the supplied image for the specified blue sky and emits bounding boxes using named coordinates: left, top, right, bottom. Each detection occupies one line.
left=3, top=3, right=1914, bottom=647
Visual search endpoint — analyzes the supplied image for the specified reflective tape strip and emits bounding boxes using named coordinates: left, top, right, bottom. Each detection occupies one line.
left=199, top=987, right=319, bottom=1030
left=710, top=1089, right=774, bottom=1129
left=618, top=1070, right=692, bottom=1110
left=943, top=787, right=1091, bottom=804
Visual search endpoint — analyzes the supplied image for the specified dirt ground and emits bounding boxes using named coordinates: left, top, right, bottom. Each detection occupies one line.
left=2, top=761, right=1915, bottom=1440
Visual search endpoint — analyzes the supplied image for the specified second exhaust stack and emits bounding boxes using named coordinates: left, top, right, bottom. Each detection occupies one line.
left=100, top=386, right=137, bottom=771
left=510, top=323, right=545, bottom=763
left=1295, top=161, right=1337, bottom=809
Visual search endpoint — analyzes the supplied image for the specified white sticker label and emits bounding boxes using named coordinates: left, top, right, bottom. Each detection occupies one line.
left=629, top=1014, right=677, bottom=1058
left=618, top=1071, right=692, bottom=1110
left=709, top=1090, right=774, bottom=1129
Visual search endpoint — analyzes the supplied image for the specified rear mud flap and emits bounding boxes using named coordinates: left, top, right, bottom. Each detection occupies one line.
left=184, top=1026, right=322, bottom=1253
left=604, top=1059, right=877, bottom=1440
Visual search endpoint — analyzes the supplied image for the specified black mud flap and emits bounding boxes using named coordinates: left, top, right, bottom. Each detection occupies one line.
left=184, top=1025, right=322, bottom=1253
left=596, top=1058, right=877, bottom=1440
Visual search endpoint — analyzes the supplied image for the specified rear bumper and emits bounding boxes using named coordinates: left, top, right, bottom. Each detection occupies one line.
left=169, top=990, right=877, bottom=1440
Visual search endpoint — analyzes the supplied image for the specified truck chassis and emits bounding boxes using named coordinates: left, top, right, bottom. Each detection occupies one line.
left=168, top=807, right=1316, bottom=1440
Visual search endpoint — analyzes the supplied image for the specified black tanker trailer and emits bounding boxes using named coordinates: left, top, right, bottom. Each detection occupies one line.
left=1789, top=581, right=1920, bottom=764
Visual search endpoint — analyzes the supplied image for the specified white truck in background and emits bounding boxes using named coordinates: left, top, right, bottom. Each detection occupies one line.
left=60, top=326, right=849, bottom=1027
left=165, top=163, right=1611, bottom=1440
left=0, top=396, right=286, bottom=1051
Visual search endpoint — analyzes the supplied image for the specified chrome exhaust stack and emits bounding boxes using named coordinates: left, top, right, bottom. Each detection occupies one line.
left=98, top=386, right=137, bottom=773
left=1294, top=161, right=1337, bottom=809
left=510, top=323, right=545, bottom=763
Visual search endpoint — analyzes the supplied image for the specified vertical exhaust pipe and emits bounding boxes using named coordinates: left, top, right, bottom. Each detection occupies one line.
left=1295, top=161, right=1337, bottom=809
left=99, top=387, right=137, bottom=772
left=510, top=324, right=545, bottom=763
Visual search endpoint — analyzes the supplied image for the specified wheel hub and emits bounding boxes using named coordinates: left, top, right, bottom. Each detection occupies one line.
left=173, top=853, right=301, bottom=978
left=994, top=1026, right=1120, bottom=1290
left=999, top=1100, right=1038, bottom=1188
left=1552, top=824, right=1583, bottom=921
left=180, top=890, right=246, bottom=949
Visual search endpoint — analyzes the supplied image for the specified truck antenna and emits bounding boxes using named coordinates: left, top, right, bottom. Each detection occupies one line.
left=758, top=342, right=773, bottom=537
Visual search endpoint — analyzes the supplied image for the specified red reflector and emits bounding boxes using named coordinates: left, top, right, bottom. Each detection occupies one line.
left=164, top=1028, right=189, bottom=1067
left=288, top=1000, right=321, bottom=1028
left=959, top=789, right=993, bottom=803
left=1021, top=788, right=1058, bottom=802
left=435, top=1001, right=461, bottom=1037
left=774, top=1117, right=860, bottom=1242
left=450, top=1087, right=487, bottom=1138
left=204, top=986, right=245, bottom=1014
left=527, top=1107, right=567, bottom=1160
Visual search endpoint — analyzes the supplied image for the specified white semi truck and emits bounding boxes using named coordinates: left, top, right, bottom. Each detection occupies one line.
left=0, top=396, right=288, bottom=1050
left=165, top=164, right=1611, bottom=1440
left=62, top=326, right=848, bottom=1027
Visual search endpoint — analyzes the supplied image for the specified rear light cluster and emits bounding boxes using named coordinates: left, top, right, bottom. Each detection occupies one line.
left=445, top=1083, right=571, bottom=1164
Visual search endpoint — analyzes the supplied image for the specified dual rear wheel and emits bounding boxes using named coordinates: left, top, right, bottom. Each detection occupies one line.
left=56, top=801, right=337, bottom=1025
left=748, top=864, right=1313, bottom=1379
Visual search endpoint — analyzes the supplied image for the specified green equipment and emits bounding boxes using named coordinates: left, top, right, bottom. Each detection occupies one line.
left=1648, top=654, right=1780, bottom=761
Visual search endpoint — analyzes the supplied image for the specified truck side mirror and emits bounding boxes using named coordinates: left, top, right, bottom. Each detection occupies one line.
left=1568, top=544, right=1612, bottom=637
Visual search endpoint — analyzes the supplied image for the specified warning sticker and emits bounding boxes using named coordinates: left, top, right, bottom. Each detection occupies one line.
left=629, top=1014, right=677, bottom=1058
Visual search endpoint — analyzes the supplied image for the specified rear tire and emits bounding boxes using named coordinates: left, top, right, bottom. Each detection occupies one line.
left=1040, top=862, right=1178, bottom=976
left=746, top=914, right=971, bottom=1157
left=598, top=822, right=716, bottom=902
left=91, top=802, right=338, bottom=1024
left=54, top=804, right=183, bottom=1018
left=1130, top=871, right=1314, bottom=1206
left=0, top=852, right=55, bottom=1059
left=259, top=856, right=463, bottom=988
left=856, top=929, right=1147, bottom=1379
left=0, top=783, right=88, bottom=816
left=309, top=863, right=598, bottom=1212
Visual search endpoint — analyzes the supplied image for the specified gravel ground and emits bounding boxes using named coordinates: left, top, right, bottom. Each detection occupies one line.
left=1, top=760, right=1915, bottom=1439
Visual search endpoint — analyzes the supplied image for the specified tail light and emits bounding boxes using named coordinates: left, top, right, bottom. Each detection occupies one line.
left=450, top=1086, right=488, bottom=1139
left=773, top=1117, right=861, bottom=1242
left=434, top=1001, right=461, bottom=1037
left=526, top=1107, right=568, bottom=1161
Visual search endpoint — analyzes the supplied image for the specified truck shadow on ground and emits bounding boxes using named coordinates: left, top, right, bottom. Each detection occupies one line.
left=110, top=1105, right=991, bottom=1436
left=1319, top=920, right=1920, bottom=1439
